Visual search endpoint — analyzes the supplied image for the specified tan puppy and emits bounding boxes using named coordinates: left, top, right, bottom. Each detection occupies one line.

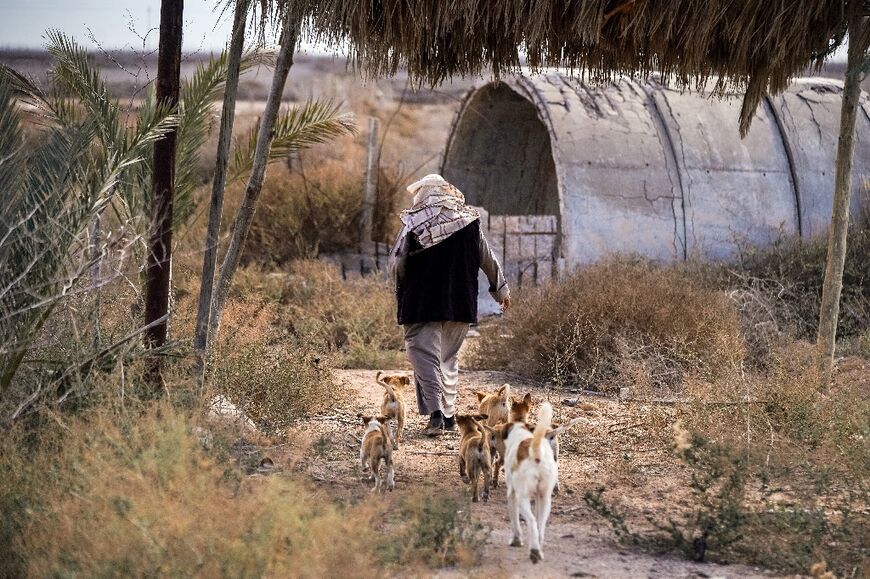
left=376, top=371, right=408, bottom=449
left=505, top=402, right=557, bottom=563
left=456, top=415, right=493, bottom=502
left=510, top=393, right=532, bottom=422
left=476, top=384, right=511, bottom=426
left=358, top=414, right=395, bottom=492
left=486, top=392, right=533, bottom=488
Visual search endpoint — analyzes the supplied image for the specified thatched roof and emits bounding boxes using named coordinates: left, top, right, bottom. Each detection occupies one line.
left=303, top=0, right=851, bottom=135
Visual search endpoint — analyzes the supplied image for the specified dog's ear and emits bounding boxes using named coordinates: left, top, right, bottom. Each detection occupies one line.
left=476, top=391, right=487, bottom=402
left=497, top=384, right=506, bottom=396
left=359, top=414, right=372, bottom=425
left=523, top=392, right=532, bottom=404
left=377, top=415, right=391, bottom=424
left=399, top=376, right=411, bottom=387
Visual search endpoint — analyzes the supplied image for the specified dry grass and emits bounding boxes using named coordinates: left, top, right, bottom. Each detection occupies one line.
left=471, top=259, right=744, bottom=395
left=0, top=403, right=381, bottom=579
left=194, top=260, right=402, bottom=375
left=306, top=0, right=847, bottom=134
left=231, top=152, right=403, bottom=267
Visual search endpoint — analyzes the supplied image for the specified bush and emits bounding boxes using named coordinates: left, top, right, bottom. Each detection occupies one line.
left=712, top=224, right=870, bottom=345
left=0, top=405, right=380, bottom=579
left=280, top=261, right=403, bottom=368
left=378, top=493, right=488, bottom=568
left=208, top=291, right=339, bottom=433
left=236, top=159, right=403, bottom=267
left=228, top=261, right=404, bottom=369
left=471, top=259, right=744, bottom=394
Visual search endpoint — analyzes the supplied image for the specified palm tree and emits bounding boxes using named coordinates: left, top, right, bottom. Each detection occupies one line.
left=144, top=0, right=184, bottom=382
left=0, top=40, right=178, bottom=398
left=198, top=11, right=356, bottom=374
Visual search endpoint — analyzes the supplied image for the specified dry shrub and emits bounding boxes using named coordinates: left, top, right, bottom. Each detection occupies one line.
left=276, top=261, right=404, bottom=369
left=236, top=157, right=403, bottom=267
left=0, top=405, right=380, bottom=579
left=378, top=492, right=488, bottom=568
left=210, top=292, right=339, bottom=433
left=472, top=259, right=744, bottom=394
left=712, top=224, right=870, bottom=347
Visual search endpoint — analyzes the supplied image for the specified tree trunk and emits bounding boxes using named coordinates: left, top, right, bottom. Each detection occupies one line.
left=144, top=0, right=183, bottom=376
left=208, top=17, right=297, bottom=342
left=816, top=15, right=868, bottom=378
left=193, top=0, right=249, bottom=382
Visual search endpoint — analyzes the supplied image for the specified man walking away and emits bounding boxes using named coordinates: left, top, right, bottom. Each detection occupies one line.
left=389, top=174, right=510, bottom=437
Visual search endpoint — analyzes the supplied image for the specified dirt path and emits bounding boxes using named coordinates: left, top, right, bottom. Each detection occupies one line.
left=284, top=368, right=784, bottom=578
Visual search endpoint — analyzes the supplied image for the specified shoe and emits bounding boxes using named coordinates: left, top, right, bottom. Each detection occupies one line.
left=423, top=411, right=445, bottom=437
left=443, top=414, right=456, bottom=431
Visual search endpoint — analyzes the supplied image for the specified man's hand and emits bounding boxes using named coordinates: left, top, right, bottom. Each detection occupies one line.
left=500, top=297, right=511, bottom=312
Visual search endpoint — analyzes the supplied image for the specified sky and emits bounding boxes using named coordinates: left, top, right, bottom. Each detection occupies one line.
left=0, top=0, right=237, bottom=52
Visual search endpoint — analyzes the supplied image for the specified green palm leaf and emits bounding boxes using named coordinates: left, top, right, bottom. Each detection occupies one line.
left=228, top=99, right=357, bottom=182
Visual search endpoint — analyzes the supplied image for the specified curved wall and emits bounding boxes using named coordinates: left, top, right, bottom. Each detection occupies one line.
left=442, top=74, right=870, bottom=266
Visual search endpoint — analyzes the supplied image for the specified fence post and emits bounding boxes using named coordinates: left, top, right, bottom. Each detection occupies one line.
left=360, top=117, right=379, bottom=248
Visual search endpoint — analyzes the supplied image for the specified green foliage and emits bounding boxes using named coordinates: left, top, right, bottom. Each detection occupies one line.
left=227, top=100, right=356, bottom=183
left=0, top=44, right=177, bottom=397
left=584, top=433, right=749, bottom=563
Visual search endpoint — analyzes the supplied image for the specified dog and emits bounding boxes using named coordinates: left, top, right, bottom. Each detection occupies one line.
left=504, top=402, right=557, bottom=564
left=475, top=384, right=511, bottom=426
left=455, top=414, right=493, bottom=502
left=376, top=371, right=408, bottom=449
left=485, top=392, right=533, bottom=488
left=358, top=414, right=395, bottom=492
left=545, top=417, right=585, bottom=494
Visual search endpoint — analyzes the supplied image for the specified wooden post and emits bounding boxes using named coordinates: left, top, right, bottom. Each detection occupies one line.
left=817, top=14, right=869, bottom=378
left=144, top=0, right=183, bottom=374
left=360, top=116, right=379, bottom=247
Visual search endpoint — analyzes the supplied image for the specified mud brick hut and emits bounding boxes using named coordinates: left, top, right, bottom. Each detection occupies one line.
left=441, top=75, right=870, bottom=287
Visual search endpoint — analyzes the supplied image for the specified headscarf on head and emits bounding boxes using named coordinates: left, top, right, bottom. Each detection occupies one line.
left=388, top=174, right=480, bottom=285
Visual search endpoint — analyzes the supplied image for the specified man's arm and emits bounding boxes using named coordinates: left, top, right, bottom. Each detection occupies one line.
left=478, top=228, right=510, bottom=307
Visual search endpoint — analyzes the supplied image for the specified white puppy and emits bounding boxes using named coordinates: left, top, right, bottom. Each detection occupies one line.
left=504, top=402, right=557, bottom=564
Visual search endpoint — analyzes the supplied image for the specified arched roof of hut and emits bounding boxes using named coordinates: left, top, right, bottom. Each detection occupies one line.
left=304, top=0, right=856, bottom=133
left=441, top=74, right=870, bottom=264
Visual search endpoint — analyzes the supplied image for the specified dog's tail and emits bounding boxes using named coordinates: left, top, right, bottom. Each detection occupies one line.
left=376, top=371, right=397, bottom=401
left=470, top=417, right=491, bottom=451
left=531, top=402, right=553, bottom=459
left=547, top=416, right=586, bottom=439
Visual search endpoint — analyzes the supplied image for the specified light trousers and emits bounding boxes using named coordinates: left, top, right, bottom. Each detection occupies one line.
left=403, top=321, right=470, bottom=418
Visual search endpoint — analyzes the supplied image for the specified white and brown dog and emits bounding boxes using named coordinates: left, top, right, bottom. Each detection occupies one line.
left=504, top=402, right=557, bottom=564
left=484, top=392, right=532, bottom=488
left=358, top=414, right=395, bottom=492
left=376, top=371, right=408, bottom=449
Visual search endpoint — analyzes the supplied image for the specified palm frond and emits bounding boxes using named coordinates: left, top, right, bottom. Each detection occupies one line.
left=0, top=79, right=24, bottom=201
left=228, top=99, right=357, bottom=182
left=45, top=30, right=122, bottom=149
left=173, top=50, right=273, bottom=226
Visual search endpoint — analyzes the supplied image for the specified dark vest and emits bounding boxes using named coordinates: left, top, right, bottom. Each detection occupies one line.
left=397, top=220, right=480, bottom=325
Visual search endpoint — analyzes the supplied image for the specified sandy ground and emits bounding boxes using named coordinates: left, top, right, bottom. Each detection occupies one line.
left=282, top=366, right=786, bottom=579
